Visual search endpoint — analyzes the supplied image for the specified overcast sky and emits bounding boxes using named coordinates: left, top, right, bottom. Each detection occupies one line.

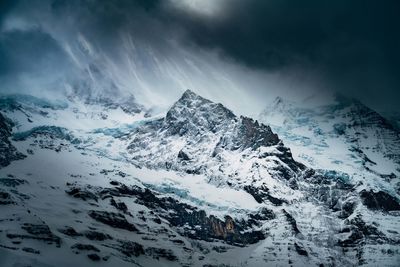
left=0, top=0, right=399, bottom=115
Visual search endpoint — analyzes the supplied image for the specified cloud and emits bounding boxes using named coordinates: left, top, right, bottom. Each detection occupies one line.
left=0, top=27, right=74, bottom=95
left=168, top=0, right=400, bottom=110
left=0, top=0, right=399, bottom=113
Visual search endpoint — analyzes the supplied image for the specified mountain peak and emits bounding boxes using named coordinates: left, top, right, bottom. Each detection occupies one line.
left=181, top=89, right=200, bottom=99
left=164, top=90, right=235, bottom=135
left=176, top=89, right=213, bottom=108
left=162, top=91, right=280, bottom=150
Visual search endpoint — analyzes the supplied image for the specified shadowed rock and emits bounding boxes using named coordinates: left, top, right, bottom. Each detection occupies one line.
left=294, top=242, right=308, bottom=256
left=71, top=243, right=100, bottom=252
left=116, top=240, right=145, bottom=257
left=282, top=210, right=300, bottom=235
left=0, top=178, right=27, bottom=187
left=66, top=187, right=98, bottom=202
left=0, top=190, right=14, bottom=205
left=83, top=230, right=113, bottom=241
left=0, top=113, right=26, bottom=167
left=360, top=190, right=400, bottom=212
left=58, top=226, right=82, bottom=237
left=145, top=247, right=177, bottom=261
left=7, top=223, right=61, bottom=246
left=88, top=210, right=137, bottom=232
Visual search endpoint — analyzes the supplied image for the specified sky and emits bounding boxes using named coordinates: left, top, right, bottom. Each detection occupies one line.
left=0, top=0, right=399, bottom=116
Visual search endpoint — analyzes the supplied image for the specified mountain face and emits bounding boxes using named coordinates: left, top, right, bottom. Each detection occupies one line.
left=0, top=113, right=26, bottom=167
left=127, top=90, right=300, bottom=188
left=0, top=91, right=399, bottom=267
left=259, top=95, right=400, bottom=194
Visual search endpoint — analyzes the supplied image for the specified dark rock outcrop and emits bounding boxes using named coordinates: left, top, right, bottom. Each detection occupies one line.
left=7, top=223, right=61, bottom=246
left=71, top=243, right=100, bottom=252
left=145, top=247, right=177, bottom=261
left=83, top=230, right=112, bottom=241
left=0, top=189, right=14, bottom=205
left=0, top=113, right=25, bottom=167
left=110, top=198, right=128, bottom=213
left=294, top=242, right=308, bottom=256
left=338, top=215, right=386, bottom=248
left=243, top=185, right=286, bottom=205
left=0, top=178, right=27, bottom=187
left=282, top=210, right=300, bottom=235
left=95, top=182, right=266, bottom=246
left=58, top=226, right=82, bottom=237
left=222, top=116, right=279, bottom=151
left=22, top=247, right=40, bottom=254
left=359, top=190, right=400, bottom=212
left=88, top=210, right=137, bottom=232
left=112, top=184, right=265, bottom=246
left=87, top=253, right=101, bottom=261
left=66, top=187, right=98, bottom=202
left=116, top=240, right=145, bottom=257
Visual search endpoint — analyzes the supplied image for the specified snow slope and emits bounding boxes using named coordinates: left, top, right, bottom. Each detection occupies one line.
left=0, top=91, right=399, bottom=266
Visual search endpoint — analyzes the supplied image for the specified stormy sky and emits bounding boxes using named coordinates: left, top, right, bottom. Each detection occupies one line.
left=0, top=0, right=399, bottom=115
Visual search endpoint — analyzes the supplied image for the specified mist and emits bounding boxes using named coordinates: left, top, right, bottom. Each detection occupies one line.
left=0, top=0, right=399, bottom=115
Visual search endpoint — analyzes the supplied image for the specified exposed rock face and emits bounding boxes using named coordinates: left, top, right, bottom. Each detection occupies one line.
left=145, top=247, right=177, bottom=261
left=83, top=230, right=112, bottom=241
left=0, top=113, right=25, bottom=167
left=7, top=223, right=61, bottom=247
left=219, top=116, right=279, bottom=151
left=360, top=190, right=400, bottom=212
left=116, top=240, right=145, bottom=257
left=71, top=243, right=100, bottom=252
left=66, top=187, right=98, bottom=202
left=282, top=209, right=300, bottom=235
left=294, top=242, right=308, bottom=257
left=244, top=185, right=286, bottom=205
left=337, top=213, right=391, bottom=266
left=102, top=182, right=267, bottom=246
left=87, top=253, right=101, bottom=261
left=0, top=178, right=27, bottom=187
left=127, top=90, right=303, bottom=190
left=0, top=189, right=14, bottom=205
left=164, top=90, right=236, bottom=136
left=58, top=226, right=82, bottom=237
left=88, top=210, right=138, bottom=232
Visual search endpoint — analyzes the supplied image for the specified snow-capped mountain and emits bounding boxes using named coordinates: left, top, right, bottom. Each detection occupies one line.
left=259, top=95, right=400, bottom=194
left=0, top=91, right=399, bottom=266
left=126, top=90, right=303, bottom=189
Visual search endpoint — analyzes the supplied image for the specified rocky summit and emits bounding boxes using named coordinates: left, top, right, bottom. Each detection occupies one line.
left=0, top=91, right=399, bottom=266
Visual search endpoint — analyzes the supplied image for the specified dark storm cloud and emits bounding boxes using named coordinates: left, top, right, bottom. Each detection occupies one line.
left=167, top=0, right=400, bottom=109
left=0, top=0, right=399, bottom=111
left=0, top=0, right=17, bottom=23
left=0, top=29, right=68, bottom=75
left=0, top=26, right=74, bottom=94
left=0, top=0, right=168, bottom=95
left=176, top=0, right=400, bottom=70
left=43, top=0, right=399, bottom=110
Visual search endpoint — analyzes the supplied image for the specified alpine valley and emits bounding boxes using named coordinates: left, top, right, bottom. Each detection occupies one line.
left=0, top=89, right=399, bottom=267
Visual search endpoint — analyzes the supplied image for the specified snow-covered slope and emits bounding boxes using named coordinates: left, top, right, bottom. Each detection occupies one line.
left=126, top=90, right=303, bottom=191
left=0, top=91, right=399, bottom=266
left=259, top=95, right=400, bottom=194
left=0, top=93, right=149, bottom=132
